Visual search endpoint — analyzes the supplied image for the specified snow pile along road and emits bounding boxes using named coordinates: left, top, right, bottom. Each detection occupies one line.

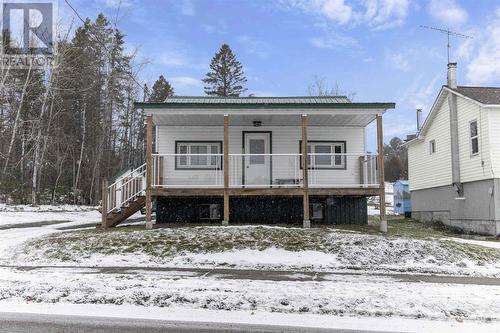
left=0, top=267, right=499, bottom=322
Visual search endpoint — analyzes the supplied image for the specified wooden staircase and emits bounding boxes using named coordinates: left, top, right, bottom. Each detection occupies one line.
left=99, top=163, right=147, bottom=229
left=98, top=195, right=146, bottom=228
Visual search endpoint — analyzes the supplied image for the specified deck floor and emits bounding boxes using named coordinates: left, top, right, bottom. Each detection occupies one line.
left=151, top=187, right=380, bottom=197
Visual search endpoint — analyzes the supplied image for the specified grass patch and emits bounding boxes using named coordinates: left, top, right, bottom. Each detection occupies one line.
left=16, top=222, right=500, bottom=276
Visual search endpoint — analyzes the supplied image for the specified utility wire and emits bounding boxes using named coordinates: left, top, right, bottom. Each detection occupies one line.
left=63, top=0, right=144, bottom=89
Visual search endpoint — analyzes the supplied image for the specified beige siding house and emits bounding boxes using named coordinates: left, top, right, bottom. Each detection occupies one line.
left=407, top=63, right=500, bottom=235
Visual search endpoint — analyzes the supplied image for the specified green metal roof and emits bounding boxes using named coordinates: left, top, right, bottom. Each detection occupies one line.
left=135, top=96, right=395, bottom=110
left=161, top=96, right=351, bottom=104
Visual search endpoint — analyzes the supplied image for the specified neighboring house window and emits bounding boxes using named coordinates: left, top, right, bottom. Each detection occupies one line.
left=429, top=140, right=436, bottom=154
left=300, top=141, right=346, bottom=169
left=176, top=141, right=222, bottom=169
left=470, top=120, right=479, bottom=156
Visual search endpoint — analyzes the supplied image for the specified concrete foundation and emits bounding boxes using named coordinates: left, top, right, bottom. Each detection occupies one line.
left=411, top=179, right=500, bottom=235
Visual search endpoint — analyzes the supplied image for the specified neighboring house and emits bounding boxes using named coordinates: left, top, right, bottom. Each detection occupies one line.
left=101, top=96, right=395, bottom=229
left=393, top=180, right=411, bottom=217
left=407, top=63, right=500, bottom=235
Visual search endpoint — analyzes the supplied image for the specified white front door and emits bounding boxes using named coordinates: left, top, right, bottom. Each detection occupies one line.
left=243, top=132, right=271, bottom=186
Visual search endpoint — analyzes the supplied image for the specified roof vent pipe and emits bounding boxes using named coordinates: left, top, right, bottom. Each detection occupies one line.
left=447, top=62, right=457, bottom=89
left=416, top=109, right=422, bottom=132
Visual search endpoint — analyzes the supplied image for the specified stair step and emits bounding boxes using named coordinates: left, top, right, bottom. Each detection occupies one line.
left=102, top=196, right=146, bottom=228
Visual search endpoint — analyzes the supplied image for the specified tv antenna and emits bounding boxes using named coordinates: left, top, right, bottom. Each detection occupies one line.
left=420, top=25, right=473, bottom=63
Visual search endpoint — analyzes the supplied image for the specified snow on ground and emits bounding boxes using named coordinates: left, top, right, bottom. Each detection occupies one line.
left=11, top=225, right=500, bottom=277
left=445, top=237, right=500, bottom=250
left=367, top=204, right=394, bottom=216
left=0, top=267, right=499, bottom=324
left=1, top=302, right=498, bottom=333
left=0, top=207, right=500, bottom=330
left=0, top=206, right=144, bottom=259
left=0, top=206, right=112, bottom=261
left=168, top=247, right=500, bottom=277
left=0, top=204, right=100, bottom=226
left=0, top=204, right=97, bottom=212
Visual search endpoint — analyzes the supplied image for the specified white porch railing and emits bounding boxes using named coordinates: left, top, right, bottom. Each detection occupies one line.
left=152, top=154, right=224, bottom=188
left=229, top=153, right=302, bottom=188
left=308, top=153, right=379, bottom=188
left=150, top=153, right=379, bottom=189
left=106, top=163, right=146, bottom=214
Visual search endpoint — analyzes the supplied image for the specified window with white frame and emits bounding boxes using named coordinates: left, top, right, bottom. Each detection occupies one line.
left=176, top=141, right=222, bottom=169
left=301, top=141, right=346, bottom=169
left=429, top=140, right=436, bottom=154
left=470, top=120, right=479, bottom=156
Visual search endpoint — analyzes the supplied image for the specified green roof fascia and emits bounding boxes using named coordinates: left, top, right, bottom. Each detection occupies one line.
left=134, top=102, right=396, bottom=110
left=162, top=95, right=350, bottom=100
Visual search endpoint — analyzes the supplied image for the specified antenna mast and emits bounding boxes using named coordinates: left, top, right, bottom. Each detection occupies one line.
left=420, top=25, right=473, bottom=63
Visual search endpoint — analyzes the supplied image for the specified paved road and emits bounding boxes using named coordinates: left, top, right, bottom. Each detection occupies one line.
left=1, top=264, right=499, bottom=286
left=0, top=313, right=395, bottom=333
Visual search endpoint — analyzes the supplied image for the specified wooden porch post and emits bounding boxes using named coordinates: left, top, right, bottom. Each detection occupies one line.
left=377, top=114, right=387, bottom=233
left=101, top=177, right=108, bottom=229
left=145, top=114, right=153, bottom=230
left=223, top=115, right=230, bottom=225
left=302, top=115, right=310, bottom=228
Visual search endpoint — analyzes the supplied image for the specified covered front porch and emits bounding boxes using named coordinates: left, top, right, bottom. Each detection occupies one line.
left=101, top=97, right=393, bottom=230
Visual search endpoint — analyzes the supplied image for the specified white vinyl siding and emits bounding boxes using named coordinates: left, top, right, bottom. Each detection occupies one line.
left=456, top=97, right=492, bottom=183
left=408, top=97, right=452, bottom=191
left=408, top=91, right=493, bottom=191
left=157, top=126, right=365, bottom=186
left=486, top=106, right=500, bottom=177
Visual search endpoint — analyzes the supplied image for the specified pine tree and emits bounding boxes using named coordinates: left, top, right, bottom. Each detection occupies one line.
left=0, top=13, right=146, bottom=205
left=202, top=44, right=247, bottom=97
left=149, top=75, right=174, bottom=102
left=384, top=137, right=408, bottom=181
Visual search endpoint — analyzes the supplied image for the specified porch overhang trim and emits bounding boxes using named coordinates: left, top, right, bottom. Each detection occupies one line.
left=135, top=102, right=395, bottom=110
left=137, top=107, right=391, bottom=117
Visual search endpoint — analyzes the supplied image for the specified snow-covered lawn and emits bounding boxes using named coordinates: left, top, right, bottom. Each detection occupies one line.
left=1, top=206, right=500, bottom=331
left=11, top=225, right=500, bottom=277
left=445, top=237, right=500, bottom=250
left=0, top=204, right=99, bottom=226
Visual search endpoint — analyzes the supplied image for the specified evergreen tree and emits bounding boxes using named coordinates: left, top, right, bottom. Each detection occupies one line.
left=202, top=44, right=247, bottom=97
left=149, top=75, right=174, bottom=102
left=0, top=12, right=146, bottom=205
left=383, top=137, right=408, bottom=181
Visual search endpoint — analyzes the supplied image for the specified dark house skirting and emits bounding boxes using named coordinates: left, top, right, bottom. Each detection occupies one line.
left=156, top=196, right=367, bottom=225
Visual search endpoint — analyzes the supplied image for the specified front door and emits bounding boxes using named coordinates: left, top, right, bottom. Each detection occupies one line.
left=243, top=132, right=271, bottom=186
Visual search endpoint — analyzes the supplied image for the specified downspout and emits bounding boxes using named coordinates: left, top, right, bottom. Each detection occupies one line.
left=485, top=105, right=498, bottom=235
left=447, top=63, right=463, bottom=196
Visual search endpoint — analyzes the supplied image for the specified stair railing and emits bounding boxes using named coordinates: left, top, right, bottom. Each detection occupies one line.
left=106, top=163, right=147, bottom=214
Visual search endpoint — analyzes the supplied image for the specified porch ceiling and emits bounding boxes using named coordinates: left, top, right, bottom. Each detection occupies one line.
left=152, top=113, right=378, bottom=127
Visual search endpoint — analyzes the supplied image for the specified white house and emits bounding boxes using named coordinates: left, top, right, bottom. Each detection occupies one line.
left=407, top=63, right=500, bottom=235
left=101, top=96, right=395, bottom=229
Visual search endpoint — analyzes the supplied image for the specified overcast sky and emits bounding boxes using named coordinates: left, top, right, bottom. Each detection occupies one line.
left=61, top=0, right=500, bottom=143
